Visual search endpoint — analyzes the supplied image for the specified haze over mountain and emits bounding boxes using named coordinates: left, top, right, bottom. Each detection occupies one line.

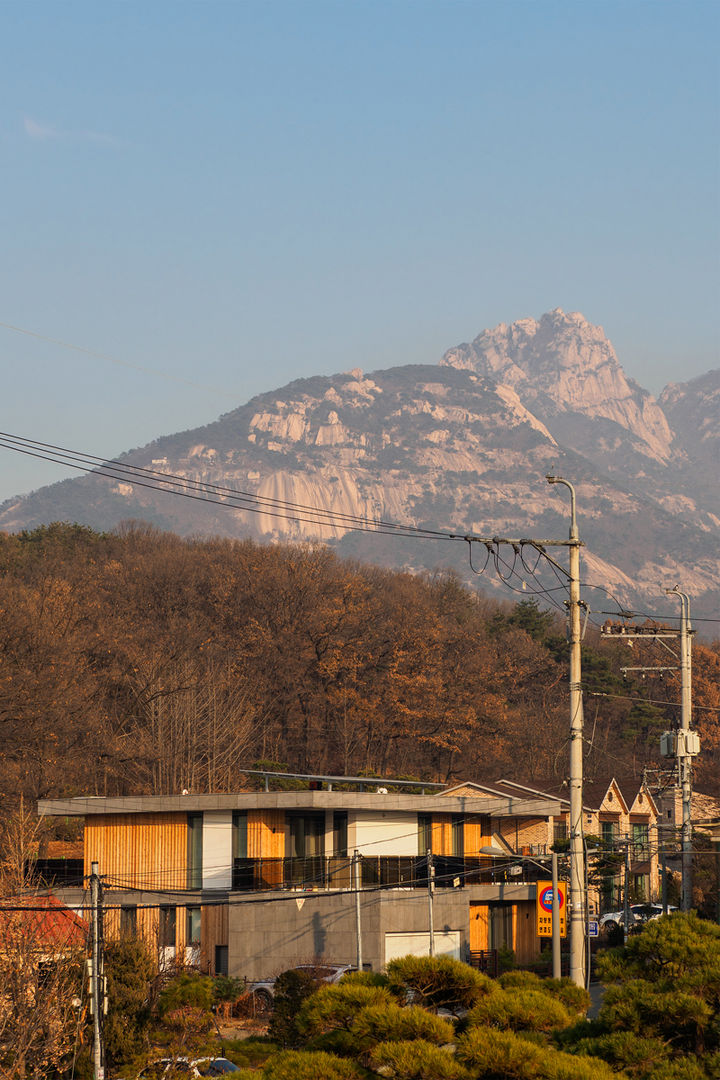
left=2, top=309, right=718, bottom=616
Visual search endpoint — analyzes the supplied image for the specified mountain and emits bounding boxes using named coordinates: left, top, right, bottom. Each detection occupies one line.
left=2, top=310, right=719, bottom=616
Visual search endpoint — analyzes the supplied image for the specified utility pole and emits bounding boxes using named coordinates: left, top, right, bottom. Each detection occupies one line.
left=603, top=604, right=698, bottom=914
left=666, top=588, right=694, bottom=911
left=547, top=476, right=586, bottom=989
left=551, top=851, right=561, bottom=980
left=426, top=849, right=435, bottom=957
left=90, top=861, right=105, bottom=1080
left=455, top=476, right=586, bottom=986
left=353, top=850, right=363, bottom=972
left=623, top=842, right=631, bottom=946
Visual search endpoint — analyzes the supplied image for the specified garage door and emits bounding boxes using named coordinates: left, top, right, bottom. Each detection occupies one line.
left=384, top=931, right=461, bottom=965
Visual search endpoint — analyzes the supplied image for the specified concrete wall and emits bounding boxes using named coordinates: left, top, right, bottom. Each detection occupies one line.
left=226, top=885, right=526, bottom=979
left=203, top=811, right=233, bottom=890
left=348, top=811, right=418, bottom=856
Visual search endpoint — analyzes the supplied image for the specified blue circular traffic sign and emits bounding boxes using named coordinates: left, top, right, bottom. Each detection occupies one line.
left=539, top=886, right=564, bottom=912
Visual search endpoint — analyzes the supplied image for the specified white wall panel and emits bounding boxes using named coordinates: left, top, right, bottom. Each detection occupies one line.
left=348, top=812, right=418, bottom=856
left=384, top=931, right=461, bottom=964
left=203, top=811, right=233, bottom=890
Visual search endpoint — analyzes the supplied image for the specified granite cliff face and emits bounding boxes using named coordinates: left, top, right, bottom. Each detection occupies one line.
left=442, top=309, right=674, bottom=465
left=1, top=311, right=718, bottom=615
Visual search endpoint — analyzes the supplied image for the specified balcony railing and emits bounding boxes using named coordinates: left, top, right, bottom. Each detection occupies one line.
left=30, top=859, right=85, bottom=888
left=231, top=855, right=547, bottom=892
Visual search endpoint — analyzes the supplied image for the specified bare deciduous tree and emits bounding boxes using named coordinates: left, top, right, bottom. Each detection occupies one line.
left=0, top=804, right=87, bottom=1079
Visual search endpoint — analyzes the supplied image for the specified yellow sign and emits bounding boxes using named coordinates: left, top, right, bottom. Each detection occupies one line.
left=536, top=880, right=567, bottom=937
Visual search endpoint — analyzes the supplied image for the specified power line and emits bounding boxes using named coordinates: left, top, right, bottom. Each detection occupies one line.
left=0, top=431, right=456, bottom=541
left=587, top=691, right=720, bottom=714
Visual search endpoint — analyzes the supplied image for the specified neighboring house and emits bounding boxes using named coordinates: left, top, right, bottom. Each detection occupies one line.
left=494, top=777, right=660, bottom=913
left=38, top=779, right=561, bottom=979
left=0, top=893, right=88, bottom=958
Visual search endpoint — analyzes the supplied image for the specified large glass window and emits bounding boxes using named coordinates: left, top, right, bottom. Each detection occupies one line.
left=215, top=945, right=228, bottom=976
left=632, top=822, right=649, bottom=856
left=159, top=906, right=176, bottom=948
left=186, top=906, right=201, bottom=946
left=418, top=814, right=432, bottom=856
left=187, top=812, right=203, bottom=889
left=452, top=816, right=464, bottom=857
left=333, top=812, right=348, bottom=856
left=553, top=821, right=568, bottom=844
left=287, top=813, right=325, bottom=857
left=120, top=905, right=137, bottom=936
left=232, top=811, right=248, bottom=859
left=632, top=875, right=648, bottom=902
left=601, top=820, right=617, bottom=846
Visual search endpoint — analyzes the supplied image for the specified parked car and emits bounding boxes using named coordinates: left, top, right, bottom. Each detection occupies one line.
left=249, top=962, right=355, bottom=1015
left=138, top=1058, right=240, bottom=1079
left=600, top=903, right=676, bottom=933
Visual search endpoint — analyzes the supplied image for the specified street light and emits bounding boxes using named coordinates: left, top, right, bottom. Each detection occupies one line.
left=480, top=846, right=562, bottom=979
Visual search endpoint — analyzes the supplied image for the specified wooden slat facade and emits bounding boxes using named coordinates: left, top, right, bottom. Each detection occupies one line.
left=463, top=814, right=492, bottom=857
left=248, top=809, right=285, bottom=886
left=430, top=817, right=453, bottom=855
left=201, top=903, right=229, bottom=975
left=514, top=900, right=539, bottom=965
left=84, top=812, right=187, bottom=890
left=468, top=899, right=541, bottom=964
left=469, top=902, right=490, bottom=951
left=247, top=809, right=285, bottom=858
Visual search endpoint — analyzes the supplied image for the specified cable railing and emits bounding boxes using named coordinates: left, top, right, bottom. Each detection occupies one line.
left=231, top=855, right=549, bottom=892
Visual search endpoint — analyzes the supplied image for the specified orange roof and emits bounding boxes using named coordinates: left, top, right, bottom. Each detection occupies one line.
left=0, top=894, right=88, bottom=950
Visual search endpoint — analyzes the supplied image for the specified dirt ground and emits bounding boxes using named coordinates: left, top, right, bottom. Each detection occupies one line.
left=216, top=1019, right=269, bottom=1042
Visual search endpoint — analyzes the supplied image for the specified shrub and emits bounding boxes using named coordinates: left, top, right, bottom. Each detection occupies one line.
left=386, top=954, right=495, bottom=1011
left=268, top=970, right=320, bottom=1049
left=467, top=988, right=573, bottom=1034
left=457, top=1027, right=624, bottom=1079
left=339, top=969, right=390, bottom=989
left=456, top=1028, right=547, bottom=1077
left=258, top=1049, right=365, bottom=1078
left=564, top=1031, right=672, bottom=1077
left=498, top=972, right=589, bottom=1016
left=645, top=1060, right=712, bottom=1080
left=103, top=935, right=156, bottom=1067
left=158, top=973, right=215, bottom=1016
left=543, top=977, right=589, bottom=1016
left=213, top=975, right=244, bottom=1003
left=561, top=914, right=720, bottom=1073
left=351, top=1003, right=454, bottom=1048
left=600, top=980, right=713, bottom=1048
left=498, top=971, right=543, bottom=990
left=222, top=1036, right=281, bottom=1068
left=296, top=982, right=393, bottom=1037
left=370, top=1039, right=468, bottom=1079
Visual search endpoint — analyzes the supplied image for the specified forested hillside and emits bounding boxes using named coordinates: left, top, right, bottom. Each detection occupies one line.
left=0, top=523, right=717, bottom=815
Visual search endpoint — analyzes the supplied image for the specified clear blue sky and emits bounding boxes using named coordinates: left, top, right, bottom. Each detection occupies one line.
left=1, top=0, right=718, bottom=503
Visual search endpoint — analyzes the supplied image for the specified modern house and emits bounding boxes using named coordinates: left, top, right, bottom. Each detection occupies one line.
left=38, top=777, right=561, bottom=979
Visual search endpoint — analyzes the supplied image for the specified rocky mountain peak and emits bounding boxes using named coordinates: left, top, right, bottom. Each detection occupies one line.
left=441, top=309, right=673, bottom=462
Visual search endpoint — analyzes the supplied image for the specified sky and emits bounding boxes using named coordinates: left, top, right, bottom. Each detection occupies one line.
left=1, top=0, right=718, bottom=504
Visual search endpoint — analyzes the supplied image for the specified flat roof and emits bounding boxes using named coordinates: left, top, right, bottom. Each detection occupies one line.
left=38, top=791, right=561, bottom=818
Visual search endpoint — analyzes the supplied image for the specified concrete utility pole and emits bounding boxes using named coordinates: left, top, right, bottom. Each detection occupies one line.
left=455, top=476, right=587, bottom=987
left=547, top=476, right=586, bottom=989
left=426, top=849, right=435, bottom=957
left=353, top=850, right=363, bottom=971
left=623, top=842, right=631, bottom=946
left=551, top=851, right=561, bottom=981
left=604, top=609, right=698, bottom=912
left=90, top=861, right=105, bottom=1080
left=666, top=587, right=694, bottom=911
